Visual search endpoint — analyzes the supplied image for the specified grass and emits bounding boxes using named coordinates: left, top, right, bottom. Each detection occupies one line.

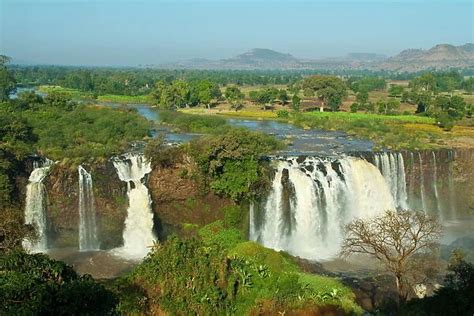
left=159, top=110, right=227, bottom=133
left=292, top=111, right=474, bottom=150
left=96, top=94, right=152, bottom=104
left=180, top=107, right=279, bottom=120
left=301, top=111, right=435, bottom=124
left=37, top=85, right=95, bottom=99
left=37, top=85, right=153, bottom=104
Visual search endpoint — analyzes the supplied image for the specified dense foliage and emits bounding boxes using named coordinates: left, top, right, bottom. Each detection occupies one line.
left=188, top=128, right=282, bottom=201
left=0, top=251, right=117, bottom=315
left=120, top=231, right=362, bottom=315
left=159, top=110, right=227, bottom=133
left=347, top=76, right=387, bottom=92
left=300, top=75, right=348, bottom=111
left=2, top=94, right=151, bottom=162
left=0, top=56, right=16, bottom=101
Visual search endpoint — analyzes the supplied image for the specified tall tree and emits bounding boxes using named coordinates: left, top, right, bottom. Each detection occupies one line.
left=301, top=75, right=347, bottom=112
left=0, top=55, right=16, bottom=101
left=341, top=210, right=441, bottom=305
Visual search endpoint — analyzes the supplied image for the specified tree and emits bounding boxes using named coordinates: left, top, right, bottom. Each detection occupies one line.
left=291, top=94, right=301, bottom=112
left=44, top=91, right=77, bottom=111
left=0, top=55, right=16, bottom=101
left=224, top=86, right=244, bottom=110
left=197, top=80, right=221, bottom=109
left=0, top=251, right=117, bottom=314
left=388, top=85, right=404, bottom=97
left=433, top=95, right=467, bottom=130
left=301, top=75, right=347, bottom=112
left=341, top=210, right=442, bottom=304
left=356, top=90, right=369, bottom=105
left=277, top=89, right=289, bottom=105
left=377, top=99, right=400, bottom=115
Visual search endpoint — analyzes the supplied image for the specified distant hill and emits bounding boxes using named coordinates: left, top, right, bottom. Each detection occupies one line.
left=379, top=44, right=474, bottom=71
left=159, top=43, right=474, bottom=72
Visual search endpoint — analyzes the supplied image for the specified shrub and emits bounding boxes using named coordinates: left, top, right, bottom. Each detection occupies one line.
left=125, top=236, right=362, bottom=315
left=188, top=128, right=282, bottom=200
left=0, top=251, right=117, bottom=315
left=350, top=102, right=359, bottom=113
left=276, top=109, right=290, bottom=118
left=198, top=220, right=244, bottom=249
left=435, top=112, right=455, bottom=131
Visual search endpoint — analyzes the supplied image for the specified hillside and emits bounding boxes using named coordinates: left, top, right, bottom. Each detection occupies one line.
left=379, top=43, right=474, bottom=71
left=159, top=43, right=474, bottom=71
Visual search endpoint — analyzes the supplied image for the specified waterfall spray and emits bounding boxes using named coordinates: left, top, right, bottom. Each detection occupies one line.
left=23, top=159, right=53, bottom=253
left=251, top=156, right=396, bottom=260
left=112, top=153, right=156, bottom=259
left=431, top=152, right=442, bottom=217
left=373, top=152, right=408, bottom=209
left=78, top=165, right=100, bottom=251
left=418, top=153, right=427, bottom=212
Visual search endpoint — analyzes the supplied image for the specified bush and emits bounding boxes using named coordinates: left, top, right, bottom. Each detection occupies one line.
left=188, top=128, right=282, bottom=201
left=125, top=236, right=362, bottom=315
left=159, top=110, right=227, bottom=133
left=276, top=109, right=290, bottom=118
left=198, top=220, right=244, bottom=249
left=435, top=112, right=455, bottom=131
left=0, top=251, right=117, bottom=315
left=350, top=102, right=359, bottom=113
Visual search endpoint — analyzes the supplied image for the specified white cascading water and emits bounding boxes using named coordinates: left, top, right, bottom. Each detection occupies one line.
left=373, top=152, right=409, bottom=209
left=251, top=156, right=396, bottom=260
left=112, top=153, right=156, bottom=259
left=431, top=152, right=441, bottom=217
left=23, top=159, right=53, bottom=253
left=418, top=153, right=427, bottom=212
left=78, top=165, right=100, bottom=251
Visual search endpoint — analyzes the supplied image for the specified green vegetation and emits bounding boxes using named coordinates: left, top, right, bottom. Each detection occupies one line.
left=3, top=94, right=151, bottom=163
left=292, top=111, right=459, bottom=150
left=248, top=87, right=288, bottom=110
left=188, top=128, right=282, bottom=201
left=37, top=85, right=96, bottom=100
left=0, top=56, right=16, bottom=101
left=119, top=229, right=362, bottom=315
left=348, top=76, right=387, bottom=92
left=0, top=251, right=116, bottom=315
left=159, top=110, right=227, bottom=133
left=151, top=79, right=222, bottom=109
left=300, top=75, right=348, bottom=111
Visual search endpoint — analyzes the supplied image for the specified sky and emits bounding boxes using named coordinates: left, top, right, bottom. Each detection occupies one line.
left=0, top=0, right=473, bottom=66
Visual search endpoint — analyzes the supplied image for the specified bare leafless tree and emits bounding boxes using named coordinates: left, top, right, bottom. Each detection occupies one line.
left=340, top=210, right=442, bottom=304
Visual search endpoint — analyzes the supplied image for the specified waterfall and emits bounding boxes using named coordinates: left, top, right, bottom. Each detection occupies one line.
left=418, top=153, right=427, bottom=212
left=78, top=165, right=100, bottom=251
left=23, top=159, right=53, bottom=253
left=431, top=152, right=442, bottom=217
left=447, top=150, right=457, bottom=217
left=112, top=153, right=156, bottom=259
left=409, top=152, right=417, bottom=207
left=251, top=156, right=396, bottom=260
left=373, top=152, right=408, bottom=209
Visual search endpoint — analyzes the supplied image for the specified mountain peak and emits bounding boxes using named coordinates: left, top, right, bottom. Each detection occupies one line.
left=232, top=48, right=297, bottom=62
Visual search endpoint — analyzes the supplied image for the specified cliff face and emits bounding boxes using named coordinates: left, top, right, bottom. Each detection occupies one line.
left=44, top=161, right=128, bottom=249
left=22, top=148, right=474, bottom=250
left=401, top=149, right=473, bottom=220
left=147, top=158, right=234, bottom=239
left=41, top=157, right=232, bottom=249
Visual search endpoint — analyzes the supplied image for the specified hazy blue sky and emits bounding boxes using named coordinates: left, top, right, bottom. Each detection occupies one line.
left=1, top=0, right=472, bottom=66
